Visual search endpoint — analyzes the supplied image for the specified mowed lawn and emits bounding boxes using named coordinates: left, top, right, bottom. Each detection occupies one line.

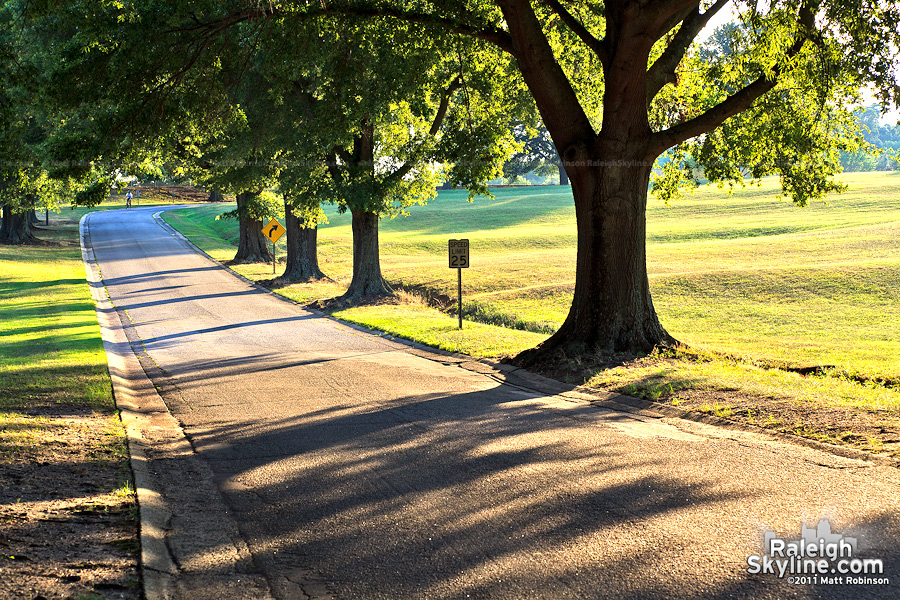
left=166, top=171, right=900, bottom=381
left=0, top=223, right=112, bottom=409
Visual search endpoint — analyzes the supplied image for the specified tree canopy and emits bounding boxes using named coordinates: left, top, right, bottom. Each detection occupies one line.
left=10, top=0, right=900, bottom=363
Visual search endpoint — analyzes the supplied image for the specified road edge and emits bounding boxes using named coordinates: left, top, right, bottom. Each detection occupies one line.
left=80, top=212, right=278, bottom=600
left=80, top=212, right=180, bottom=599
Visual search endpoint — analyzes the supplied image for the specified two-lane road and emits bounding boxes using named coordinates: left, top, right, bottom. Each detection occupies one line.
left=84, top=206, right=900, bottom=599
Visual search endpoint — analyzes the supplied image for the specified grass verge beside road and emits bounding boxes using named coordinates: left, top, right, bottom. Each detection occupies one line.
left=0, top=214, right=140, bottom=599
left=164, top=172, right=900, bottom=460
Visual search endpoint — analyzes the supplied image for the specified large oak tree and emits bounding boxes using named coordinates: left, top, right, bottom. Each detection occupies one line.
left=246, top=0, right=898, bottom=363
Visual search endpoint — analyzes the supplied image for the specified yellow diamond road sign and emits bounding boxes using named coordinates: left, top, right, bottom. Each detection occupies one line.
left=262, top=218, right=286, bottom=243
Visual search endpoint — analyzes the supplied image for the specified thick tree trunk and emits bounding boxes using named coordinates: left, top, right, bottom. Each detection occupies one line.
left=498, top=0, right=677, bottom=363
left=341, top=208, right=393, bottom=301
left=207, top=189, right=225, bottom=202
left=232, top=191, right=272, bottom=263
left=515, top=155, right=676, bottom=365
left=557, top=161, right=569, bottom=186
left=0, top=204, right=37, bottom=244
left=282, top=204, right=325, bottom=281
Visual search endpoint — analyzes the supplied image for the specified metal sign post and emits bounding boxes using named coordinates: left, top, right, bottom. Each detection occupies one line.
left=448, top=239, right=469, bottom=329
left=262, top=218, right=287, bottom=275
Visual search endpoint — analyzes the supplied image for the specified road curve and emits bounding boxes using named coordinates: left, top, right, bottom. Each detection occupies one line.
left=83, top=205, right=900, bottom=600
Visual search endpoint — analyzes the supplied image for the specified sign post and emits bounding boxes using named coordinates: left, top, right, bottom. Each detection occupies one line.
left=448, top=239, right=469, bottom=329
left=262, top=218, right=287, bottom=275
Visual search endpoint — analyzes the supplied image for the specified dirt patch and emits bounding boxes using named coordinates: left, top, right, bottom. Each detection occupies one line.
left=524, top=351, right=900, bottom=462
left=310, top=292, right=411, bottom=311
left=658, top=386, right=900, bottom=459
left=0, top=410, right=140, bottom=600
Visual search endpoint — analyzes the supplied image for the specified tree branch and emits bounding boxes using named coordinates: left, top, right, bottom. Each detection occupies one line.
left=429, top=76, right=463, bottom=137
left=496, top=0, right=596, bottom=153
left=325, top=151, right=345, bottom=184
left=383, top=76, right=464, bottom=186
left=649, top=2, right=816, bottom=155
left=333, top=146, right=353, bottom=165
left=322, top=6, right=515, bottom=55
left=646, top=0, right=730, bottom=103
left=540, top=0, right=609, bottom=68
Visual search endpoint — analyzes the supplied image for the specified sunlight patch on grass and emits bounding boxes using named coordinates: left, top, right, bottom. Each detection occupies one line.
left=0, top=231, right=113, bottom=410
left=332, top=303, right=547, bottom=358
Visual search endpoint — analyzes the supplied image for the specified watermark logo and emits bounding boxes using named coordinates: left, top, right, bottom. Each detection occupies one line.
left=747, top=519, right=890, bottom=586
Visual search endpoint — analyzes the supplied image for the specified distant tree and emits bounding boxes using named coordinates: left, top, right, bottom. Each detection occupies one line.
left=503, top=124, right=568, bottom=185
left=839, top=106, right=900, bottom=171
left=255, top=17, right=523, bottom=300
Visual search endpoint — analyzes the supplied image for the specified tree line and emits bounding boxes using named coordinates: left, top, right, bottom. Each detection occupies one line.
left=2, top=0, right=898, bottom=366
left=839, top=106, right=900, bottom=172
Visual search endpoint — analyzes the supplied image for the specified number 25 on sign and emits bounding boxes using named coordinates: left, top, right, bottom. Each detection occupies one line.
left=449, top=239, right=469, bottom=268
left=449, top=239, right=469, bottom=329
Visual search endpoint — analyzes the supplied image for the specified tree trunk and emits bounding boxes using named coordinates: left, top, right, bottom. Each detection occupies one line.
left=0, top=204, right=37, bottom=244
left=341, top=208, right=393, bottom=301
left=207, top=189, right=225, bottom=202
left=515, top=154, right=676, bottom=365
left=283, top=203, right=325, bottom=281
left=497, top=0, right=677, bottom=363
left=557, top=161, right=569, bottom=185
left=232, top=191, right=273, bottom=263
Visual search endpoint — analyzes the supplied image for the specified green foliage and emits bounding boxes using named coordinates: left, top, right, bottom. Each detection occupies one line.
left=839, top=105, right=900, bottom=171
left=217, top=190, right=282, bottom=222
left=71, top=177, right=113, bottom=208
left=263, top=18, right=526, bottom=215
left=502, top=124, right=560, bottom=183
left=655, top=16, right=873, bottom=206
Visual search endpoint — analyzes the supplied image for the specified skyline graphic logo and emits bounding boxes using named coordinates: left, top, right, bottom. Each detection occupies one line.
left=747, top=519, right=890, bottom=587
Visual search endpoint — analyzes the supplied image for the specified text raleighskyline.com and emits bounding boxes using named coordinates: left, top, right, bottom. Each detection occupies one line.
left=747, top=520, right=887, bottom=583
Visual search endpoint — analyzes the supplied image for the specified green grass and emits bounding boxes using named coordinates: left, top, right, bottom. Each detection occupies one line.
left=163, top=172, right=900, bottom=456
left=0, top=221, right=113, bottom=410
left=332, top=296, right=546, bottom=357
left=165, top=172, right=900, bottom=375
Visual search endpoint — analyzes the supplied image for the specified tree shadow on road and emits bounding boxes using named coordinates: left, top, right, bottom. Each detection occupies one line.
left=134, top=349, right=899, bottom=600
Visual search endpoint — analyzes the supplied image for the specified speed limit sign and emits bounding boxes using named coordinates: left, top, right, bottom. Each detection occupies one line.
left=448, top=239, right=469, bottom=268
left=448, top=239, right=469, bottom=329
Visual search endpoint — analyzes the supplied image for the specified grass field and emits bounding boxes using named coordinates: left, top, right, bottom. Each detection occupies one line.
left=0, top=222, right=112, bottom=411
left=165, top=172, right=900, bottom=375
left=0, top=215, right=141, bottom=597
left=163, top=171, right=900, bottom=456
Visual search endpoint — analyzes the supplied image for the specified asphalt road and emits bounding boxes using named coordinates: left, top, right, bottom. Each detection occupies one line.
left=83, top=205, right=900, bottom=600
